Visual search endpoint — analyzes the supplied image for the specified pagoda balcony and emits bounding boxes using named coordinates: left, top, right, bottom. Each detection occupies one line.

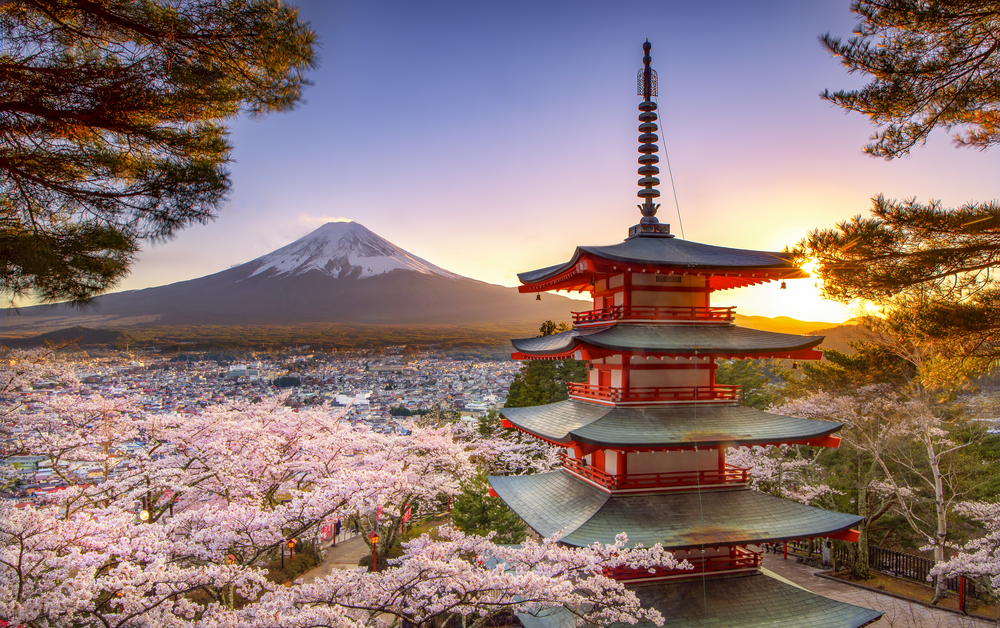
left=605, top=546, right=761, bottom=582
left=572, top=305, right=735, bottom=326
left=560, top=453, right=749, bottom=492
left=567, top=383, right=741, bottom=405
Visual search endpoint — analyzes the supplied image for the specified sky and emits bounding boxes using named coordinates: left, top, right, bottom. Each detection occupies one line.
left=117, top=0, right=998, bottom=324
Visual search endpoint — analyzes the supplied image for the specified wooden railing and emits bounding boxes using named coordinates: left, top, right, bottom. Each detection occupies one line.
left=572, top=305, right=735, bottom=326
left=606, top=547, right=761, bottom=581
left=567, top=383, right=741, bottom=404
left=560, top=453, right=749, bottom=491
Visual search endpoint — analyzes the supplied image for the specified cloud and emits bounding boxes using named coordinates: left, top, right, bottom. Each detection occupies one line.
left=297, top=214, right=353, bottom=225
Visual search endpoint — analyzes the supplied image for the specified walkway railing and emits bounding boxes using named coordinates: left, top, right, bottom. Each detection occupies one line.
left=823, top=543, right=981, bottom=600
left=572, top=305, right=735, bottom=326
left=560, top=453, right=749, bottom=491
left=567, top=383, right=741, bottom=405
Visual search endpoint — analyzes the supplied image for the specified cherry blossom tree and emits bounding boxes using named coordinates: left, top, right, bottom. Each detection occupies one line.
left=931, top=501, right=1000, bottom=593
left=461, top=411, right=559, bottom=477
left=725, top=444, right=838, bottom=506
left=774, top=387, right=901, bottom=579
left=776, top=386, right=989, bottom=595
left=1, top=355, right=684, bottom=627
left=0, top=347, right=76, bottom=420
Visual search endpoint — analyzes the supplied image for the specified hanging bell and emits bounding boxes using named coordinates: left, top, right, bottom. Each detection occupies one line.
left=536, top=294, right=541, bottom=301
left=780, top=281, right=787, bottom=289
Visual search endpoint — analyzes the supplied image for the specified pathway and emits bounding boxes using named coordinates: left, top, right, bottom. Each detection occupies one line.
left=299, top=535, right=370, bottom=583
left=761, top=552, right=994, bottom=628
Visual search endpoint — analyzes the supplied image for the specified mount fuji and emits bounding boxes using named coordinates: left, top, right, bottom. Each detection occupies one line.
left=1, top=221, right=578, bottom=330
left=246, top=221, right=461, bottom=281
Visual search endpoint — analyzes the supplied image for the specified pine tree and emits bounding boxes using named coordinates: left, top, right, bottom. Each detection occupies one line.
left=0, top=0, right=316, bottom=303
left=505, top=320, right=587, bottom=408
left=822, top=0, right=1000, bottom=158
left=451, top=468, right=526, bottom=545
left=802, top=2, right=1000, bottom=357
left=794, top=196, right=1000, bottom=358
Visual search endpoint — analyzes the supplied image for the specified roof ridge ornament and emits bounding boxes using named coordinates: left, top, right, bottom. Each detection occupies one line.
left=628, top=40, right=673, bottom=240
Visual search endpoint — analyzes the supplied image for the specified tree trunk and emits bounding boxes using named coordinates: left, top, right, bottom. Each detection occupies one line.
left=851, top=485, right=870, bottom=579
left=930, top=447, right=949, bottom=599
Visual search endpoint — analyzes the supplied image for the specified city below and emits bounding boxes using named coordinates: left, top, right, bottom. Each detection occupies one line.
left=3, top=348, right=517, bottom=508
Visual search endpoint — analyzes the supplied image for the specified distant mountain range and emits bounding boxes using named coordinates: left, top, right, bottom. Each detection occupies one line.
left=1, top=221, right=579, bottom=333
left=1, top=221, right=858, bottom=349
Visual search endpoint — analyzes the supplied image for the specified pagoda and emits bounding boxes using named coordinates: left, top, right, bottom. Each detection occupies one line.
left=490, top=42, right=882, bottom=627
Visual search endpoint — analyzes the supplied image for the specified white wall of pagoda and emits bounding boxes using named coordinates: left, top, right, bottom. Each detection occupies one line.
left=594, top=273, right=711, bottom=309
left=627, top=449, right=716, bottom=474
left=586, top=356, right=714, bottom=389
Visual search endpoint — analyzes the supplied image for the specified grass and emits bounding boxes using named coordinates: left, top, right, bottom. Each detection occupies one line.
left=827, top=569, right=998, bottom=621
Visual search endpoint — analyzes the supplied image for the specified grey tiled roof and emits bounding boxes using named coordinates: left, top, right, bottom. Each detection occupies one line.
left=518, top=573, right=882, bottom=628
left=489, top=471, right=862, bottom=550
left=517, top=237, right=799, bottom=284
left=511, top=324, right=823, bottom=356
left=500, top=400, right=843, bottom=447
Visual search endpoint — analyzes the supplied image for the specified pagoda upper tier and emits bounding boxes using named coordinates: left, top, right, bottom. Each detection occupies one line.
left=517, top=236, right=807, bottom=294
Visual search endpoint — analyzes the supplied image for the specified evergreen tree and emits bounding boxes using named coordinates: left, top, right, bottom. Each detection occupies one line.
left=795, top=196, right=1000, bottom=358
left=451, top=468, right=526, bottom=545
left=801, top=1, right=1000, bottom=357
left=783, top=342, right=915, bottom=399
left=0, top=0, right=317, bottom=303
left=505, top=320, right=587, bottom=408
left=822, top=0, right=1000, bottom=158
left=714, top=358, right=784, bottom=410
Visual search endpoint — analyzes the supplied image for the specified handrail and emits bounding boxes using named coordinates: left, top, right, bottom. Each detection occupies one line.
left=560, top=453, right=749, bottom=491
left=607, top=547, right=761, bottom=581
left=572, top=305, right=735, bottom=325
left=567, top=383, right=741, bottom=404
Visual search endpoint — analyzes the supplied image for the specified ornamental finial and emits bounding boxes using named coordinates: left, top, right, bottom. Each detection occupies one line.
left=629, top=40, right=671, bottom=239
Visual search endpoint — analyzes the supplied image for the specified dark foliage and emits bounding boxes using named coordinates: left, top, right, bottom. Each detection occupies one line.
left=823, top=0, right=1000, bottom=158
left=1, top=0, right=316, bottom=303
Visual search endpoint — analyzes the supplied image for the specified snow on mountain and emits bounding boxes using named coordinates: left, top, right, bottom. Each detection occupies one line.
left=246, top=221, right=461, bottom=280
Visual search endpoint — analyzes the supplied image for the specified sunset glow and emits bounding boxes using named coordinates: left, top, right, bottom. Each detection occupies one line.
left=111, top=1, right=997, bottom=324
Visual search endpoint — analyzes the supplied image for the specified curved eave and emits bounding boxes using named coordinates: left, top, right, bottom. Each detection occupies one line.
left=518, top=574, right=882, bottom=628
left=511, top=325, right=824, bottom=359
left=489, top=471, right=862, bottom=551
left=517, top=244, right=808, bottom=293
left=499, top=400, right=844, bottom=449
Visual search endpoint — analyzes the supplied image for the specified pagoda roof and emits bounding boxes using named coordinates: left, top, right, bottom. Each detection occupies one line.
left=517, top=238, right=807, bottom=292
left=500, top=400, right=842, bottom=448
left=489, top=471, right=861, bottom=550
left=511, top=324, right=823, bottom=359
left=518, top=573, right=881, bottom=628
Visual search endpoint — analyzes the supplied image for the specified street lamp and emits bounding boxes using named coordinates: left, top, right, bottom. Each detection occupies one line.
left=287, top=538, right=297, bottom=561
left=368, top=530, right=380, bottom=572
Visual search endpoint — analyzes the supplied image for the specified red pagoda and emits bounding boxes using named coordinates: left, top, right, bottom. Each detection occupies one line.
left=491, top=42, right=882, bottom=627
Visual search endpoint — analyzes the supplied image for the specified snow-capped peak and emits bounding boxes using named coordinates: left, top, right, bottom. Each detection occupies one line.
left=246, top=221, right=461, bottom=280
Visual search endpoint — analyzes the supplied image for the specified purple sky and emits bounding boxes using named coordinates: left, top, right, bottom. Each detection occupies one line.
left=117, top=0, right=998, bottom=323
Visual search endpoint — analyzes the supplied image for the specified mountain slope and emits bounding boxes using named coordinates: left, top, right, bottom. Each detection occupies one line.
left=1, top=221, right=580, bottom=331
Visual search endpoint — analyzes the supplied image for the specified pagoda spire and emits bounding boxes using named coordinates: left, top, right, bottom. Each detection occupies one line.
left=629, top=40, right=672, bottom=239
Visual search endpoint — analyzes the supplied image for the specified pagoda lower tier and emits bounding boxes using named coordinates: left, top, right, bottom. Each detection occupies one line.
left=516, top=573, right=882, bottom=628
left=489, top=471, right=862, bottom=550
